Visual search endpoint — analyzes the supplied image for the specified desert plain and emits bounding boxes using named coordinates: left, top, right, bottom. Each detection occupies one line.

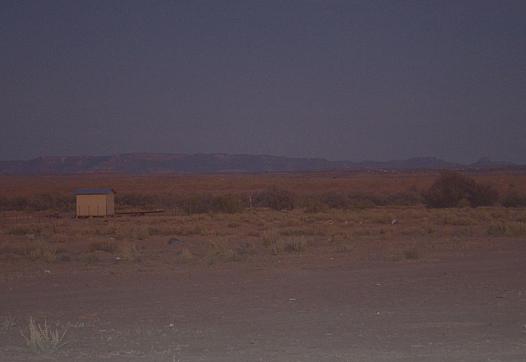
left=1, top=171, right=526, bottom=361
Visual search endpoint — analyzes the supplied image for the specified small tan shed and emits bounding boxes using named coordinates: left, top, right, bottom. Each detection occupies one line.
left=73, top=188, right=115, bottom=217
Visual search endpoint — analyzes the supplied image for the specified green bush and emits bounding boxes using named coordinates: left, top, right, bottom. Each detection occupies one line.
left=423, top=171, right=498, bottom=208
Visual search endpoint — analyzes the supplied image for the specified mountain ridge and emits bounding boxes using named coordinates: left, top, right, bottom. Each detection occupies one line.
left=0, top=153, right=522, bottom=175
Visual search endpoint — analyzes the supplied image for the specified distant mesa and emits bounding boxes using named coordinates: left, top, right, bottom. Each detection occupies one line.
left=0, top=153, right=521, bottom=175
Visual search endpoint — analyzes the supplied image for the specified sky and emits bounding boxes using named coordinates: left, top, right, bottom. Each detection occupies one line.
left=1, top=0, right=525, bottom=163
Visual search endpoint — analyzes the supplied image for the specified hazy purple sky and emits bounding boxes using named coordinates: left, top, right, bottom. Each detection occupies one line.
left=1, top=1, right=525, bottom=162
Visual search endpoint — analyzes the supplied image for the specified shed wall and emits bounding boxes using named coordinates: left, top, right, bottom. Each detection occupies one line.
left=76, top=194, right=112, bottom=217
left=106, top=193, right=115, bottom=215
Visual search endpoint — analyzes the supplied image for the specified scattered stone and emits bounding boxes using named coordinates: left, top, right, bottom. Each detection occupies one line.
left=168, top=238, right=184, bottom=246
left=391, top=219, right=399, bottom=225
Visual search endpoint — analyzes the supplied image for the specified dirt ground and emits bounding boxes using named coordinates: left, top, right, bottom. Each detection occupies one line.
left=2, top=241, right=526, bottom=362
left=1, top=172, right=526, bottom=361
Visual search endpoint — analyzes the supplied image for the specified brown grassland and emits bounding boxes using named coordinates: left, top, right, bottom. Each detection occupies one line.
left=2, top=170, right=526, bottom=361
left=1, top=170, right=526, bottom=270
left=2, top=170, right=526, bottom=197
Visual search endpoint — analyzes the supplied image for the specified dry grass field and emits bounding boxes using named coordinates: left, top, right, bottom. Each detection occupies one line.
left=1, top=171, right=526, bottom=361
left=1, top=170, right=526, bottom=268
left=1, top=169, right=526, bottom=197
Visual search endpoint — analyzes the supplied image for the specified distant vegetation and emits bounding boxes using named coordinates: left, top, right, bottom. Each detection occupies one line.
left=0, top=194, right=73, bottom=212
left=2, top=171, right=526, bottom=214
left=501, top=191, right=526, bottom=208
left=423, top=171, right=499, bottom=208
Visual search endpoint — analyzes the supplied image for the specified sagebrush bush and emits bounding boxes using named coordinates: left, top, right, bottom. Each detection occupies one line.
left=0, top=194, right=73, bottom=211
left=502, top=191, right=526, bottom=208
left=423, top=171, right=498, bottom=208
left=88, top=240, right=117, bottom=253
left=116, top=193, right=159, bottom=208
left=180, top=194, right=245, bottom=214
left=321, top=192, right=350, bottom=209
left=283, top=238, right=307, bottom=253
left=253, top=187, right=295, bottom=210
left=300, top=197, right=329, bottom=213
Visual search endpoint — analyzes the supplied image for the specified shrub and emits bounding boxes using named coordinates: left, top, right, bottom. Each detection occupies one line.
left=253, top=187, right=295, bottom=210
left=0, top=194, right=73, bottom=212
left=502, top=191, right=526, bottom=208
left=177, top=247, right=194, bottom=263
left=319, top=192, right=380, bottom=209
left=29, top=194, right=73, bottom=211
left=87, top=240, right=117, bottom=253
left=1, top=315, right=15, bottom=334
left=7, top=226, right=37, bottom=236
left=321, top=192, right=349, bottom=209
left=21, top=317, right=68, bottom=353
left=283, top=238, right=307, bottom=253
left=487, top=222, right=526, bottom=237
left=180, top=194, right=245, bottom=214
left=346, top=193, right=378, bottom=209
left=301, top=197, right=328, bottom=213
left=403, top=248, right=420, bottom=260
left=0, top=197, right=28, bottom=211
left=423, top=171, right=498, bottom=208
left=261, top=231, right=277, bottom=248
left=24, top=241, right=57, bottom=262
left=117, top=242, right=140, bottom=261
left=79, top=253, right=99, bottom=264
left=382, top=191, right=422, bottom=206
left=211, top=194, right=245, bottom=214
left=116, top=193, right=158, bottom=208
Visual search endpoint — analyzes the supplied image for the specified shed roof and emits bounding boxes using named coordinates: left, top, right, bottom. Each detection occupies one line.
left=73, top=188, right=115, bottom=195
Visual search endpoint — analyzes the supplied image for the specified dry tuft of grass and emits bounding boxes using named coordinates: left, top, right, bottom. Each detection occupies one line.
left=486, top=222, right=526, bottom=237
left=117, top=242, right=140, bottom=261
left=205, top=243, right=243, bottom=264
left=21, top=317, right=68, bottom=353
left=403, top=248, right=420, bottom=260
left=1, top=315, right=16, bottom=334
left=24, top=241, right=57, bottom=262
left=177, top=247, right=194, bottom=263
left=88, top=240, right=118, bottom=253
left=261, top=231, right=278, bottom=248
left=283, top=238, right=307, bottom=253
left=79, top=252, right=99, bottom=264
left=7, top=226, right=35, bottom=236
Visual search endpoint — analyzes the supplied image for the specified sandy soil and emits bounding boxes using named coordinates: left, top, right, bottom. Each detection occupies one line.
left=2, top=244, right=526, bottom=362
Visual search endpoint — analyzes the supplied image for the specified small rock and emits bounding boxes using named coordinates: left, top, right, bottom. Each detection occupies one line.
left=168, top=238, right=184, bottom=246
left=391, top=219, right=399, bottom=225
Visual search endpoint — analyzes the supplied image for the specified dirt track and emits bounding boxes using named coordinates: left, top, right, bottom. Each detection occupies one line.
left=2, top=246, right=526, bottom=361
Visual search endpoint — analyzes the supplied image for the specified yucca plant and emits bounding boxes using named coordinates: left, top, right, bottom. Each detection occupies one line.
left=21, top=317, right=68, bottom=353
